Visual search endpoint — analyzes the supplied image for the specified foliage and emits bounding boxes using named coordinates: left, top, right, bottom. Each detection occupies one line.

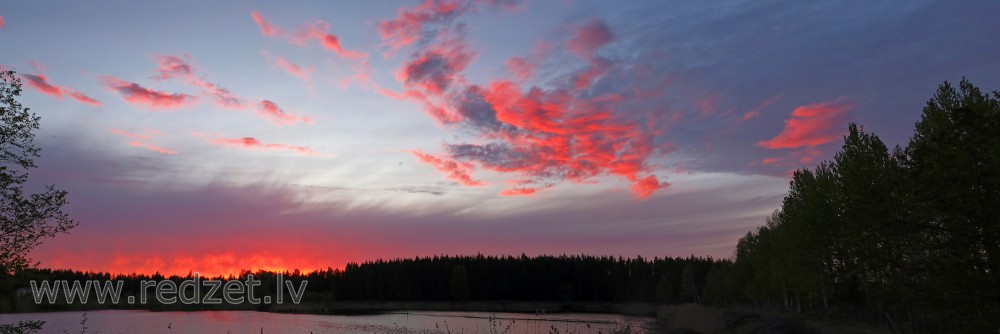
left=711, top=79, right=1000, bottom=333
left=0, top=70, right=77, bottom=276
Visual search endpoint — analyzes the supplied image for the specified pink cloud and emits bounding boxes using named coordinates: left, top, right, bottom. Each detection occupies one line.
left=101, top=76, right=196, bottom=109
left=205, top=136, right=330, bottom=157
left=377, top=0, right=467, bottom=51
left=152, top=55, right=246, bottom=109
left=758, top=98, right=853, bottom=149
left=384, top=7, right=667, bottom=198
left=411, top=150, right=484, bottom=186
left=67, top=90, right=102, bottom=106
left=20, top=73, right=63, bottom=97
left=20, top=61, right=101, bottom=106
left=251, top=11, right=280, bottom=37
left=252, top=11, right=367, bottom=60
left=257, top=100, right=311, bottom=126
left=295, top=20, right=368, bottom=59
left=0, top=15, right=5, bottom=29
left=272, top=56, right=313, bottom=80
left=109, top=128, right=177, bottom=155
left=505, top=57, right=535, bottom=82
left=567, top=19, right=614, bottom=59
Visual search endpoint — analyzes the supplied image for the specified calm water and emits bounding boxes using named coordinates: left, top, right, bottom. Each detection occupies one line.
left=0, top=310, right=653, bottom=334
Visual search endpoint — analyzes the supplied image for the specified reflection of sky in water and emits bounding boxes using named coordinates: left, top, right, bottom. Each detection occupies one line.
left=0, top=310, right=654, bottom=334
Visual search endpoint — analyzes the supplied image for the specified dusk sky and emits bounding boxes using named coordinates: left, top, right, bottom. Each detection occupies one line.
left=1, top=1, right=998, bottom=276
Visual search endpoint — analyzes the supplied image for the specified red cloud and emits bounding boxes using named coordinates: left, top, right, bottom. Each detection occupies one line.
left=251, top=11, right=280, bottom=37
left=272, top=56, right=312, bottom=80
left=205, top=136, right=330, bottom=157
left=386, top=7, right=667, bottom=198
left=568, top=19, right=614, bottom=59
left=378, top=0, right=466, bottom=51
left=257, top=100, right=311, bottom=126
left=392, top=38, right=474, bottom=124
left=758, top=99, right=853, bottom=149
left=252, top=11, right=367, bottom=59
left=101, top=76, right=196, bottom=109
left=295, top=21, right=367, bottom=59
left=19, top=70, right=101, bottom=106
left=0, top=15, right=5, bottom=29
left=109, top=128, right=177, bottom=155
left=411, top=150, right=484, bottom=186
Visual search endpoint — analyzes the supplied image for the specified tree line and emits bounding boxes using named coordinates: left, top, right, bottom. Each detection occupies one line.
left=700, top=79, right=999, bottom=333
left=2, top=254, right=718, bottom=312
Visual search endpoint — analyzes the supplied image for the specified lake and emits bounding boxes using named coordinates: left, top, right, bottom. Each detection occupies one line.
left=0, top=310, right=655, bottom=334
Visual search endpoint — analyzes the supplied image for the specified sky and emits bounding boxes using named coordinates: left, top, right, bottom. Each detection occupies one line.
left=1, top=1, right=998, bottom=276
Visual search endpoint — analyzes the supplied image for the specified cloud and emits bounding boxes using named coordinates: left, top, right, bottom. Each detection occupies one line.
left=505, top=57, right=535, bottom=82
left=20, top=73, right=63, bottom=96
left=251, top=11, right=368, bottom=61
left=267, top=54, right=313, bottom=80
left=384, top=4, right=668, bottom=198
left=0, top=15, right=5, bottom=29
left=18, top=69, right=102, bottom=106
left=152, top=55, right=246, bottom=109
left=411, top=150, right=484, bottom=186
left=109, top=128, right=177, bottom=155
left=567, top=19, right=614, bottom=59
left=294, top=20, right=368, bottom=59
left=257, top=100, right=312, bottom=126
left=204, top=136, right=330, bottom=157
left=148, top=54, right=312, bottom=126
left=251, top=11, right=280, bottom=37
left=67, top=91, right=102, bottom=106
left=758, top=98, right=853, bottom=149
left=377, top=0, right=468, bottom=51
left=101, top=76, right=195, bottom=109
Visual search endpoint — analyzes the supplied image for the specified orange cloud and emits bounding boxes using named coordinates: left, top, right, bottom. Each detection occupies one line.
left=205, top=136, right=330, bottom=157
left=758, top=99, right=853, bottom=149
left=101, top=76, right=195, bottom=109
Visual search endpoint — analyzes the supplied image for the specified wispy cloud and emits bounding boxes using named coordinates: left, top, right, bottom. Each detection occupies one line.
left=567, top=19, right=613, bottom=59
left=252, top=11, right=367, bottom=60
left=101, top=76, right=195, bottom=110
left=262, top=52, right=313, bottom=80
left=203, top=135, right=331, bottom=157
left=411, top=150, right=483, bottom=186
left=256, top=100, right=312, bottom=126
left=109, top=128, right=177, bottom=154
left=251, top=11, right=281, bottom=37
left=17, top=62, right=102, bottom=106
left=758, top=99, right=853, bottom=149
